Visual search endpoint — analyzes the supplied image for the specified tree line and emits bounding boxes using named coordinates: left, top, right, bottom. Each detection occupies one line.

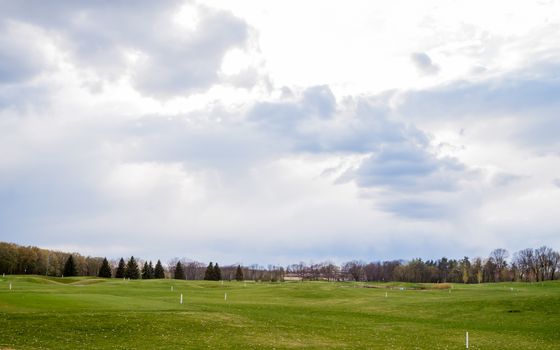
left=1, top=241, right=558, bottom=283
left=288, top=247, right=559, bottom=283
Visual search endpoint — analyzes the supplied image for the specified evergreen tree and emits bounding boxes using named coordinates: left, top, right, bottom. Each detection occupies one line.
left=63, top=255, right=78, bottom=277
left=115, top=258, right=126, bottom=278
left=174, top=261, right=185, bottom=280
left=204, top=262, right=214, bottom=280
left=235, top=265, right=244, bottom=281
left=141, top=262, right=150, bottom=279
left=148, top=261, right=154, bottom=279
left=125, top=256, right=140, bottom=279
left=154, top=260, right=165, bottom=279
left=98, top=257, right=112, bottom=278
left=213, top=263, right=222, bottom=281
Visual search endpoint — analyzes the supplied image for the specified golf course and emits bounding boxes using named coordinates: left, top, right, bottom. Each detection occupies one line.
left=0, top=276, right=558, bottom=349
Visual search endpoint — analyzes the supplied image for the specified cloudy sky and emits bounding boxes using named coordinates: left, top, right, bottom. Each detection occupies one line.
left=1, top=0, right=559, bottom=265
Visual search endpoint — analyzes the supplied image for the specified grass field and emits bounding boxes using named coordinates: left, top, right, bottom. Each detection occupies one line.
left=0, top=276, right=559, bottom=349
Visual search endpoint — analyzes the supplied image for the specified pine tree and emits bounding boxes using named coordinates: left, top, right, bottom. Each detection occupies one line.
left=154, top=260, right=165, bottom=279
left=115, top=258, right=126, bottom=278
left=63, top=255, right=78, bottom=277
left=125, top=256, right=140, bottom=279
left=235, top=265, right=244, bottom=281
left=204, top=262, right=214, bottom=280
left=174, top=261, right=185, bottom=280
left=98, top=257, right=112, bottom=278
left=141, top=262, right=150, bottom=279
left=213, top=263, right=222, bottom=281
left=148, top=261, right=154, bottom=279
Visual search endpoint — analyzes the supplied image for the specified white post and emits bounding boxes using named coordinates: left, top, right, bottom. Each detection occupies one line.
left=180, top=293, right=183, bottom=304
left=385, top=292, right=388, bottom=298
left=171, top=286, right=174, bottom=292
left=2, top=273, right=5, bottom=277
left=224, top=292, right=227, bottom=301
left=9, top=283, right=12, bottom=290
left=221, top=280, right=224, bottom=285
left=466, top=331, right=469, bottom=349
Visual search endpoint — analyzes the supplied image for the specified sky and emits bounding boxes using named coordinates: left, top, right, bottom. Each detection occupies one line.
left=1, top=0, right=559, bottom=265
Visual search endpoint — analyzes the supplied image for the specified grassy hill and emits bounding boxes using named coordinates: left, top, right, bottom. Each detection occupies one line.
left=0, top=275, right=559, bottom=349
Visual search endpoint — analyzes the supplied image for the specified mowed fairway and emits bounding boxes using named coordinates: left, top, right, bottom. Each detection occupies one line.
left=0, top=276, right=559, bottom=349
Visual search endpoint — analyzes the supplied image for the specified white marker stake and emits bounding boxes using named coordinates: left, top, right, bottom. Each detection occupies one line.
left=385, top=292, right=388, bottom=298
left=224, top=293, right=227, bottom=301
left=466, top=331, right=469, bottom=349
left=9, top=283, right=12, bottom=290
left=180, top=293, right=183, bottom=304
left=221, top=280, right=224, bottom=286
left=171, top=286, right=174, bottom=292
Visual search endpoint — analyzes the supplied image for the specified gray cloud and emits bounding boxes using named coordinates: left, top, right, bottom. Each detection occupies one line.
left=249, top=87, right=427, bottom=153
left=381, top=200, right=451, bottom=220
left=132, top=6, right=249, bottom=96
left=246, top=86, right=475, bottom=218
left=491, top=173, right=525, bottom=187
left=301, top=85, right=337, bottom=118
left=397, top=63, right=560, bottom=153
left=0, top=1, right=251, bottom=97
left=403, top=60, right=560, bottom=115
left=399, top=74, right=560, bottom=119
left=0, top=84, right=50, bottom=111
left=248, top=100, right=306, bottom=136
left=354, top=144, right=464, bottom=192
left=410, top=52, right=439, bottom=75
left=117, top=114, right=276, bottom=175
left=0, top=32, right=45, bottom=84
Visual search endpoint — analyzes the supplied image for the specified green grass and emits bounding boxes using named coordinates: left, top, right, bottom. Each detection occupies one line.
left=0, top=276, right=559, bottom=349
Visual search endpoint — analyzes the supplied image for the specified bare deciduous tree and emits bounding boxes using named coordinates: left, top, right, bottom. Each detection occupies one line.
left=490, top=248, right=509, bottom=282
left=342, top=260, right=365, bottom=281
